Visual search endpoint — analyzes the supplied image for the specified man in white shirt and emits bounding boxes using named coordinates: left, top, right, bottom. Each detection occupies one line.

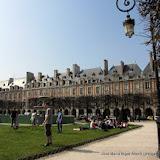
left=43, top=104, right=53, bottom=146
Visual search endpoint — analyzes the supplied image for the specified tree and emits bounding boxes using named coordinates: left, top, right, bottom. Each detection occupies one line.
left=138, top=0, right=160, bottom=55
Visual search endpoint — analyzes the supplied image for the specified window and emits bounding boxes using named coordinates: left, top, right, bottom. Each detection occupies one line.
left=96, top=86, right=100, bottom=94
left=145, top=81, right=150, bottom=89
left=88, top=87, right=92, bottom=95
left=115, top=84, right=119, bottom=91
left=134, top=82, right=139, bottom=89
left=80, top=80, right=83, bottom=85
left=146, top=98, right=151, bottom=105
left=80, top=88, right=83, bottom=95
left=105, top=85, right=110, bottom=92
left=124, top=83, right=128, bottom=90
left=72, top=88, right=76, bottom=95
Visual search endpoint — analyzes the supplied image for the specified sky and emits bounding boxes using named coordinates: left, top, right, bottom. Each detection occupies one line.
left=0, top=0, right=150, bottom=80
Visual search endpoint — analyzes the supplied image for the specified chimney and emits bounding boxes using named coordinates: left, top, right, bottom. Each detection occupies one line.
left=8, top=78, right=14, bottom=86
left=120, top=61, right=124, bottom=75
left=103, top=59, right=108, bottom=76
left=38, top=72, right=42, bottom=81
left=66, top=68, right=70, bottom=77
left=54, top=70, right=58, bottom=78
left=73, top=64, right=80, bottom=78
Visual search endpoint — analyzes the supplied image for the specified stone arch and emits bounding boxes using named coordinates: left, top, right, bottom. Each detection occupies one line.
left=52, top=109, right=55, bottom=115
left=103, top=108, right=110, bottom=118
left=79, top=109, right=84, bottom=115
left=114, top=108, right=120, bottom=118
left=72, top=109, right=76, bottom=117
left=87, top=109, right=92, bottom=114
left=22, top=109, right=25, bottom=114
left=120, top=108, right=130, bottom=122
left=124, top=108, right=131, bottom=117
left=145, top=108, right=154, bottom=117
left=96, top=109, right=101, bottom=115
left=8, top=109, right=11, bottom=115
left=17, top=109, right=21, bottom=114
left=3, top=110, right=6, bottom=114
left=135, top=108, right=141, bottom=116
left=64, top=109, right=69, bottom=115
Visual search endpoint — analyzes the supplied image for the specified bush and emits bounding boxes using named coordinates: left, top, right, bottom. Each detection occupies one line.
left=0, top=114, right=74, bottom=124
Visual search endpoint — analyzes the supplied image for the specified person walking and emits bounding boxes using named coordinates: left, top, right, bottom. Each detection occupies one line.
left=11, top=108, right=17, bottom=128
left=15, top=109, right=19, bottom=129
left=43, top=105, right=53, bottom=146
left=31, top=110, right=37, bottom=126
left=57, top=109, right=63, bottom=133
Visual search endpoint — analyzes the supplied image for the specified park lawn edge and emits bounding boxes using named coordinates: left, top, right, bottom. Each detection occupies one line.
left=17, top=124, right=142, bottom=160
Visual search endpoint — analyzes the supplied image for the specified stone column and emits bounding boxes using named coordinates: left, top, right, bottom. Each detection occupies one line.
left=76, top=108, right=79, bottom=118
left=84, top=109, right=87, bottom=116
left=110, top=108, right=114, bottom=117
left=92, top=109, right=96, bottom=116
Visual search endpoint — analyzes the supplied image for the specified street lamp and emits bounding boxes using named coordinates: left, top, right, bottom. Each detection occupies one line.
left=116, top=0, right=136, bottom=38
left=116, top=0, right=160, bottom=156
left=123, top=15, right=135, bottom=38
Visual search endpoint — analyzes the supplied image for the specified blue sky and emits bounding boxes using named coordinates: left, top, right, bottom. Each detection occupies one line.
left=0, top=0, right=150, bottom=80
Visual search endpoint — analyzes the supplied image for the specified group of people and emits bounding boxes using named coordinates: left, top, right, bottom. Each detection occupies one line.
left=78, top=116, right=128, bottom=131
left=10, top=106, right=63, bottom=147
left=88, top=117, right=128, bottom=131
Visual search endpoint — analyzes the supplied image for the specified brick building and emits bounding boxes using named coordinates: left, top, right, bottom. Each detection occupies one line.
left=0, top=58, right=157, bottom=119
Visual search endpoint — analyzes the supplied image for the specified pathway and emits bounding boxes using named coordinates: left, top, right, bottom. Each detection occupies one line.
left=39, top=121, right=159, bottom=160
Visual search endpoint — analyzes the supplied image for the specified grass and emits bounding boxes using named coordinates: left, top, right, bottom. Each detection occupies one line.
left=0, top=123, right=141, bottom=160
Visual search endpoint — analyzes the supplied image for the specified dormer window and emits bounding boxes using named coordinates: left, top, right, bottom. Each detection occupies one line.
left=69, top=80, right=72, bottom=85
left=92, top=73, right=95, bottom=76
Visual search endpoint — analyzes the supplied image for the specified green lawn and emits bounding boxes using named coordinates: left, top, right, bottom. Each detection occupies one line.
left=0, top=124, right=141, bottom=160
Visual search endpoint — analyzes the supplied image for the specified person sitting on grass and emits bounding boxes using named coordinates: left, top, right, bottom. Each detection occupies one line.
left=90, top=119, right=99, bottom=129
left=100, top=120, right=108, bottom=131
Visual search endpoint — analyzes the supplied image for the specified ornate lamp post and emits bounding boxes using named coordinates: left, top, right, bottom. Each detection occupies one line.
left=116, top=0, right=135, bottom=38
left=116, top=0, right=160, bottom=156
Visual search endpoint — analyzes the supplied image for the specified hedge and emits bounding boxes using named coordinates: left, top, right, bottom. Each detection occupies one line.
left=0, top=115, right=74, bottom=124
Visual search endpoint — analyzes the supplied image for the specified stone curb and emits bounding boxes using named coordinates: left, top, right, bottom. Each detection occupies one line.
left=17, top=125, right=142, bottom=160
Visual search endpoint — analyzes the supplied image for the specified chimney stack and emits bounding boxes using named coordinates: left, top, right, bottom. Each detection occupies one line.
left=103, top=59, right=108, bottom=76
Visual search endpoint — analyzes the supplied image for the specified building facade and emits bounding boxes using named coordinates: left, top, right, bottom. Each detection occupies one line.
left=0, top=58, right=157, bottom=119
